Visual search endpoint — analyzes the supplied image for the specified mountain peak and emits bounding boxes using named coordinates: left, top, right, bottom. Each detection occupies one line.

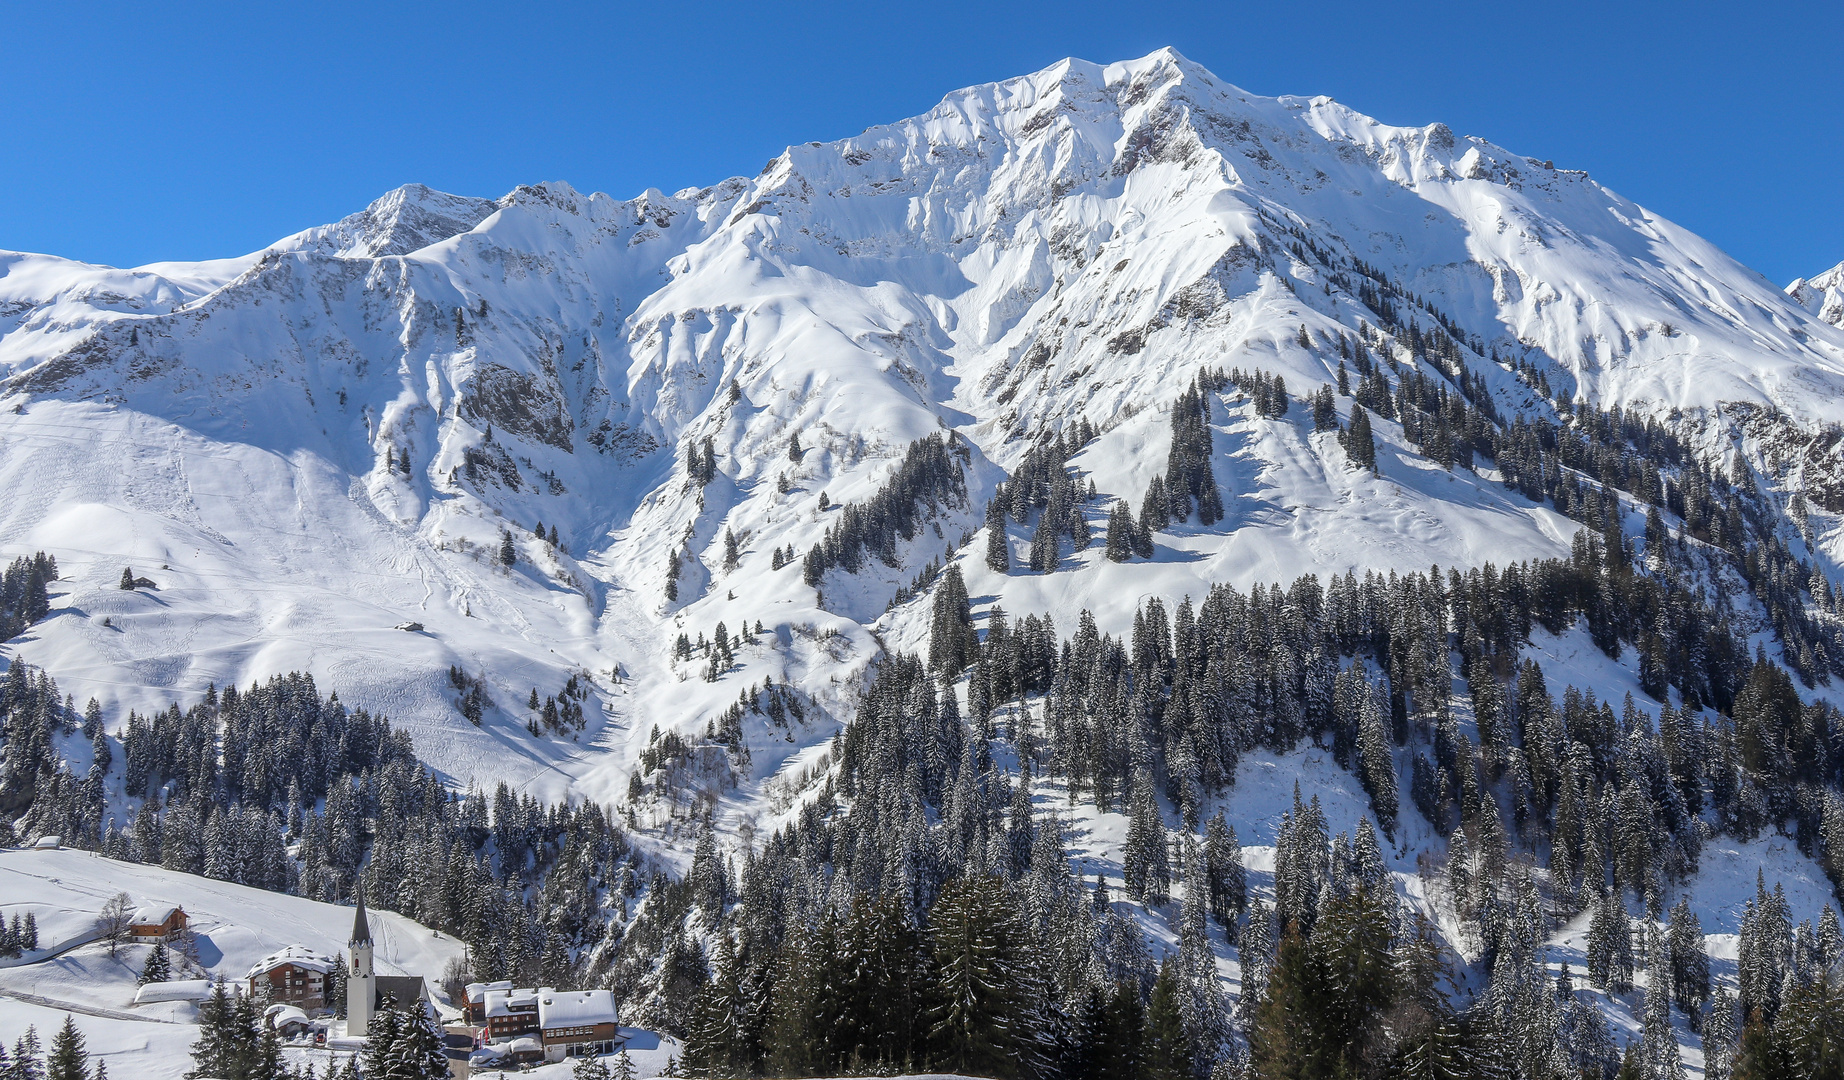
left=1789, top=260, right=1844, bottom=327
left=272, top=182, right=500, bottom=259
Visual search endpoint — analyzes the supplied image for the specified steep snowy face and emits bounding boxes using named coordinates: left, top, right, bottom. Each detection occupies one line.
left=1789, top=261, right=1844, bottom=328
left=1, top=47, right=1842, bottom=799
left=694, top=48, right=1844, bottom=435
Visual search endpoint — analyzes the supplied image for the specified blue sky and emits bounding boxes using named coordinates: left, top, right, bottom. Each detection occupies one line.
left=6, top=0, right=1839, bottom=285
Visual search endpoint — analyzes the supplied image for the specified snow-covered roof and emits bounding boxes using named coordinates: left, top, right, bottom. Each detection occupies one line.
left=464, top=980, right=513, bottom=1001
left=509, top=1037, right=542, bottom=1053
left=247, top=945, right=333, bottom=979
left=130, top=904, right=183, bottom=925
left=538, top=989, right=617, bottom=1028
left=33, top=835, right=60, bottom=849
left=482, top=988, right=540, bottom=1017
left=265, top=1005, right=309, bottom=1027
left=134, top=979, right=219, bottom=1004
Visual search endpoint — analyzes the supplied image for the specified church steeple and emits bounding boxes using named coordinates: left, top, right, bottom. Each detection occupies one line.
left=351, top=882, right=372, bottom=946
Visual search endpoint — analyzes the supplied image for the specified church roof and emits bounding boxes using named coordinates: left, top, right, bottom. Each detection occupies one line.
left=376, top=975, right=427, bottom=1009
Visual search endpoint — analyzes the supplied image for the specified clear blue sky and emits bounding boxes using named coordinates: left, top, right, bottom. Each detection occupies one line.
left=7, top=0, right=1840, bottom=285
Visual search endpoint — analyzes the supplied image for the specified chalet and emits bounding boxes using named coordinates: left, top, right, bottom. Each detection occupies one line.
left=128, top=904, right=188, bottom=943
left=537, top=988, right=620, bottom=1061
left=461, top=980, right=513, bottom=1025
left=477, top=985, right=541, bottom=1042
left=247, top=947, right=335, bottom=1014
left=469, top=984, right=623, bottom=1062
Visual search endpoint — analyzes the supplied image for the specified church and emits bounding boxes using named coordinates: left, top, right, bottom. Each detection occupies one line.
left=345, top=886, right=429, bottom=1037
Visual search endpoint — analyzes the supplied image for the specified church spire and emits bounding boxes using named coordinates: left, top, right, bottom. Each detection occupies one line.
left=351, top=882, right=372, bottom=946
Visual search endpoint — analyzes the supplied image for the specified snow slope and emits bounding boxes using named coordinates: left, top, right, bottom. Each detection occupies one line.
left=0, top=847, right=462, bottom=1010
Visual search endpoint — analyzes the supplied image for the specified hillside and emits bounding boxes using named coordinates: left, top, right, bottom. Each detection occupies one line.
left=0, top=847, right=463, bottom=1077
left=2, top=47, right=1843, bottom=1080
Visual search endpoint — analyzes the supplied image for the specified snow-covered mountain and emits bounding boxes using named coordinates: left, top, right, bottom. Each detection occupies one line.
left=4, top=48, right=1839, bottom=800
left=4, top=48, right=1844, bottom=1076
left=1789, top=260, right=1844, bottom=329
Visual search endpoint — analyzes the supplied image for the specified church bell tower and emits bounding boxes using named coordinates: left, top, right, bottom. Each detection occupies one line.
left=348, top=884, right=375, bottom=1037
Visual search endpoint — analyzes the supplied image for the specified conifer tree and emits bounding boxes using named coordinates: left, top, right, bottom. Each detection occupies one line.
left=1668, top=897, right=1711, bottom=1018
left=1248, top=924, right=1314, bottom=1077
left=1731, top=1009, right=1783, bottom=1080
left=1388, top=1014, right=1477, bottom=1080
left=610, top=1049, right=637, bottom=1080
left=1105, top=502, right=1134, bottom=562
left=1356, top=701, right=1398, bottom=831
left=1703, top=988, right=1740, bottom=1080
left=119, top=568, right=135, bottom=591
left=251, top=1018, right=283, bottom=1080
left=1311, top=385, right=1338, bottom=432
left=186, top=981, right=244, bottom=1080
left=360, top=999, right=406, bottom=1079
left=139, top=942, right=171, bottom=985
left=390, top=1002, right=449, bottom=1080
left=927, top=875, right=1045, bottom=1079
left=764, top=924, right=822, bottom=1078
left=1142, top=960, right=1193, bottom=1080
left=1141, top=476, right=1171, bottom=532
left=929, top=565, right=977, bottom=679
left=1069, top=501, right=1092, bottom=551
left=1587, top=888, right=1634, bottom=992
left=1093, top=979, right=1146, bottom=1080
left=1203, top=811, right=1246, bottom=933
left=985, top=502, right=1011, bottom=575
left=1030, top=510, right=1060, bottom=573
left=1343, top=404, right=1377, bottom=471
left=1123, top=770, right=1171, bottom=904
left=45, top=1016, right=86, bottom=1080
left=9, top=1027, right=44, bottom=1080
left=1635, top=928, right=1679, bottom=1080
